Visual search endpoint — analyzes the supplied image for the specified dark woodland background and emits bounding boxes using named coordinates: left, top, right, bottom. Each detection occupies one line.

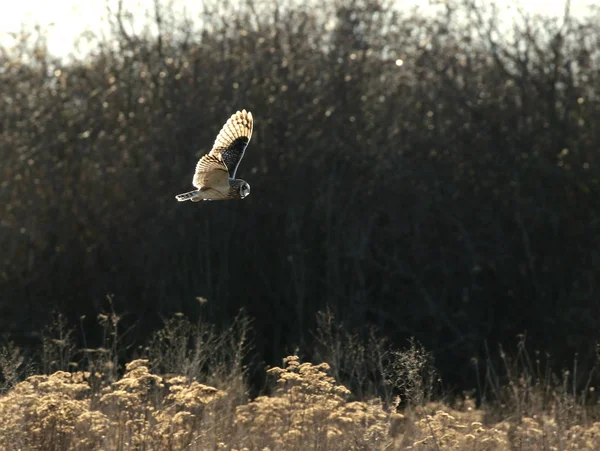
left=2, top=0, right=600, bottom=393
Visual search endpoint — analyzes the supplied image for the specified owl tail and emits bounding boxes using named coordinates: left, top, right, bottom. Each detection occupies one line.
left=175, top=190, right=201, bottom=202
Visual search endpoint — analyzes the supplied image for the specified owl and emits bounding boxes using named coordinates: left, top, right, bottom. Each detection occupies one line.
left=175, top=109, right=253, bottom=202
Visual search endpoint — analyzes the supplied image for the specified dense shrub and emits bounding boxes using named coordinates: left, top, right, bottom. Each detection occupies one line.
left=2, top=0, right=600, bottom=389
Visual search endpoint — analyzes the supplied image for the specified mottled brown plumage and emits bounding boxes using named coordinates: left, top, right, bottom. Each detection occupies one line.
left=175, top=110, right=253, bottom=202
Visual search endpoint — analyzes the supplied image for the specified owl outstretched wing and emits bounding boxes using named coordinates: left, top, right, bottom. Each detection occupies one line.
left=193, top=154, right=229, bottom=189
left=208, top=109, right=253, bottom=179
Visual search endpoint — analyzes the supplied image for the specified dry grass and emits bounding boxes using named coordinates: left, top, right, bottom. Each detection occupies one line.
left=1, top=352, right=600, bottom=450
left=235, top=356, right=389, bottom=450
left=1, top=312, right=599, bottom=450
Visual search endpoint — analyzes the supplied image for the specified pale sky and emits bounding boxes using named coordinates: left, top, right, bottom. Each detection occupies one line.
left=0, top=0, right=594, bottom=59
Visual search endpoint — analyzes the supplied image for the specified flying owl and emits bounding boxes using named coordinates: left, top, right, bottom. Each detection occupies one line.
left=175, top=109, right=253, bottom=202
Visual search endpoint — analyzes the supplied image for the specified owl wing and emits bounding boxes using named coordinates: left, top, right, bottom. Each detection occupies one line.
left=208, top=109, right=253, bottom=179
left=193, top=154, right=230, bottom=189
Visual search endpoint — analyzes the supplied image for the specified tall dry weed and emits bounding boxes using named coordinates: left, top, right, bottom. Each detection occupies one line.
left=235, top=355, right=390, bottom=450
left=2, top=352, right=600, bottom=450
left=3, top=311, right=600, bottom=450
left=0, top=370, right=108, bottom=451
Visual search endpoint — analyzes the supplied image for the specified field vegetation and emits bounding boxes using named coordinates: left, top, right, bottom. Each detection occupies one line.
left=1, top=310, right=600, bottom=450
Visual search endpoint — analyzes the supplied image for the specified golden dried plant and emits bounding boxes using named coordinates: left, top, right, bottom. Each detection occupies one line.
left=0, top=371, right=108, bottom=451
left=235, top=355, right=390, bottom=450
left=2, top=355, right=600, bottom=450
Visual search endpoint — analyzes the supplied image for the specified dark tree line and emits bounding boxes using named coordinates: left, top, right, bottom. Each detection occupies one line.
left=2, top=0, right=600, bottom=390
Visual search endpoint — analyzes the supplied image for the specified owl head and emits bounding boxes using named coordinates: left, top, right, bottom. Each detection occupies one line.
left=240, top=182, right=251, bottom=198
left=237, top=181, right=251, bottom=199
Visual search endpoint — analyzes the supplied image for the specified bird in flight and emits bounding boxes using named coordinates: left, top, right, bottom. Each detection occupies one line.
left=176, top=109, right=253, bottom=202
